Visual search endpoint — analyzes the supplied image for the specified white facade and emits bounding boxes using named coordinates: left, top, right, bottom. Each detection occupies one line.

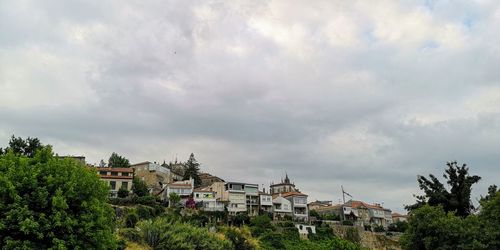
left=194, top=190, right=224, bottom=211
left=164, top=179, right=194, bottom=200
left=260, top=194, right=273, bottom=206
left=273, top=196, right=292, bottom=213
left=296, top=224, right=316, bottom=235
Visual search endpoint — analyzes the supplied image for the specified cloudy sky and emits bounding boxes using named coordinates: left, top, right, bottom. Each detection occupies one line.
left=2, top=0, right=500, bottom=212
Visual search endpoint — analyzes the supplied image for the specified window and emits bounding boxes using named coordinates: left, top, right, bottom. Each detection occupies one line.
left=110, top=181, right=116, bottom=190
left=111, top=172, right=118, bottom=176
left=99, top=171, right=107, bottom=175
left=196, top=194, right=199, bottom=198
left=122, top=172, right=129, bottom=176
left=121, top=182, right=128, bottom=189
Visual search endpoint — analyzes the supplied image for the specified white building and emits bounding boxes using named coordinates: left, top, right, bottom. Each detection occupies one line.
left=272, top=194, right=293, bottom=220
left=164, top=179, right=194, bottom=204
left=193, top=187, right=224, bottom=211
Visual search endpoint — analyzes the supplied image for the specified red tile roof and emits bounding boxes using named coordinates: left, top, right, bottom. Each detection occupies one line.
left=96, top=167, right=134, bottom=173
left=348, top=200, right=384, bottom=210
left=280, top=191, right=307, bottom=198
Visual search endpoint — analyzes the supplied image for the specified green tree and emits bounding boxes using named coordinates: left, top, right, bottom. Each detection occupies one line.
left=478, top=189, right=500, bottom=248
left=250, top=214, right=273, bottom=237
left=108, top=152, right=130, bottom=168
left=183, top=153, right=201, bottom=187
left=0, top=146, right=116, bottom=249
left=132, top=177, right=149, bottom=197
left=169, top=192, right=181, bottom=208
left=406, top=161, right=481, bottom=217
left=1, top=135, right=44, bottom=157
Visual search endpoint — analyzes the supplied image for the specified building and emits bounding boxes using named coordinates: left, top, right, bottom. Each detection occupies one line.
left=391, top=213, right=408, bottom=223
left=164, top=162, right=185, bottom=181
left=244, top=183, right=259, bottom=216
left=58, top=155, right=86, bottom=165
left=259, top=191, right=273, bottom=214
left=272, top=194, right=293, bottom=220
left=343, top=200, right=392, bottom=227
left=314, top=204, right=343, bottom=220
left=270, top=174, right=299, bottom=195
left=199, top=172, right=225, bottom=188
left=131, top=161, right=174, bottom=196
left=224, top=182, right=248, bottom=214
left=97, top=167, right=134, bottom=197
left=295, top=224, right=316, bottom=237
left=164, top=179, right=194, bottom=204
left=308, top=200, right=333, bottom=211
left=193, top=186, right=224, bottom=211
left=282, top=192, right=309, bottom=221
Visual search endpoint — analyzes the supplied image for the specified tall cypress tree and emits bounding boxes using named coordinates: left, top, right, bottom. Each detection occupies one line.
left=183, top=153, right=201, bottom=187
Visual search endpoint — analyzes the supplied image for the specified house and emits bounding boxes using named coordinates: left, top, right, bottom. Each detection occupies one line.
left=272, top=194, right=293, bottom=220
left=259, top=190, right=273, bottom=214
left=392, top=213, right=408, bottom=223
left=131, top=161, right=173, bottom=196
left=384, top=209, right=393, bottom=225
left=199, top=172, right=225, bottom=188
left=343, top=200, right=392, bottom=227
left=308, top=200, right=333, bottom=211
left=224, top=182, right=248, bottom=214
left=282, top=192, right=309, bottom=221
left=164, top=179, right=194, bottom=204
left=97, top=167, right=134, bottom=197
left=164, top=162, right=185, bottom=181
left=193, top=186, right=224, bottom=211
left=315, top=204, right=343, bottom=220
left=244, top=183, right=260, bottom=216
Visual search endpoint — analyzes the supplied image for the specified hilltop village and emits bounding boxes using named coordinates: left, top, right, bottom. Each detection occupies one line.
left=89, top=154, right=407, bottom=231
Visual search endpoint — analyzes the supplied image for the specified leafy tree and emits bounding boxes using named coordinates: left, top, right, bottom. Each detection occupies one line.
left=183, top=153, right=201, bottom=187
left=387, top=221, right=408, bottom=232
left=478, top=189, right=500, bottom=248
left=117, top=186, right=129, bottom=198
left=406, top=161, right=481, bottom=217
left=0, top=146, right=116, bottom=248
left=1, top=135, right=44, bottom=157
left=481, top=184, right=498, bottom=202
left=169, top=192, right=181, bottom=208
left=132, top=177, right=149, bottom=197
left=401, top=205, right=487, bottom=250
left=108, top=152, right=130, bottom=168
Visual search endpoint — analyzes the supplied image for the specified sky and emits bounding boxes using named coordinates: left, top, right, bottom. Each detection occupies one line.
left=1, top=0, right=500, bottom=212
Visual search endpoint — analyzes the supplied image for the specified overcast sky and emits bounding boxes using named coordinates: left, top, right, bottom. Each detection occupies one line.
left=2, top=0, right=500, bottom=212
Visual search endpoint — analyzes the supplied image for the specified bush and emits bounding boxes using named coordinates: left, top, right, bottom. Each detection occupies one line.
left=117, top=186, right=129, bottom=198
left=125, top=211, right=139, bottom=228
left=138, top=217, right=232, bottom=249
left=136, top=205, right=154, bottom=220
left=250, top=214, right=274, bottom=237
left=233, top=212, right=250, bottom=227
left=260, top=231, right=286, bottom=249
left=373, top=224, right=385, bottom=232
left=223, top=227, right=258, bottom=250
left=119, top=228, right=141, bottom=242
left=342, top=220, right=354, bottom=226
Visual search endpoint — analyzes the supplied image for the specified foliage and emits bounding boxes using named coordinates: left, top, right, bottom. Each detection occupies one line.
left=108, top=152, right=130, bottom=168
left=481, top=184, right=498, bottom=202
left=342, top=220, right=354, bottom=226
left=401, top=205, right=489, bottom=250
left=132, top=177, right=149, bottom=197
left=344, top=226, right=361, bottom=244
left=182, top=153, right=202, bottom=187
left=406, top=161, right=481, bottom=217
left=250, top=214, right=274, bottom=237
left=169, top=192, right=181, bottom=208
left=117, top=186, right=129, bottom=198
left=136, top=205, right=156, bottom=220
left=0, top=135, right=44, bottom=157
left=323, top=213, right=340, bottom=221
left=478, top=190, right=500, bottom=249
left=222, top=226, right=258, bottom=250
left=387, top=221, right=408, bottom=232
left=137, top=217, right=232, bottom=250
left=0, top=147, right=116, bottom=249
left=233, top=212, right=250, bottom=227
left=119, top=228, right=141, bottom=243
left=373, top=224, right=385, bottom=232
left=185, top=197, right=196, bottom=209
left=125, top=211, right=139, bottom=228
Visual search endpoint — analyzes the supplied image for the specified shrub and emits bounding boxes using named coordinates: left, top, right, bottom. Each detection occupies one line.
left=260, top=231, right=286, bottom=249
left=117, top=186, right=129, bottom=198
left=342, top=220, right=354, bottom=226
left=119, top=228, right=141, bottom=242
left=136, top=205, right=154, bottom=220
left=250, top=214, right=274, bottom=237
left=373, top=224, right=385, bottom=232
left=223, top=226, right=258, bottom=250
left=125, top=211, right=139, bottom=228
